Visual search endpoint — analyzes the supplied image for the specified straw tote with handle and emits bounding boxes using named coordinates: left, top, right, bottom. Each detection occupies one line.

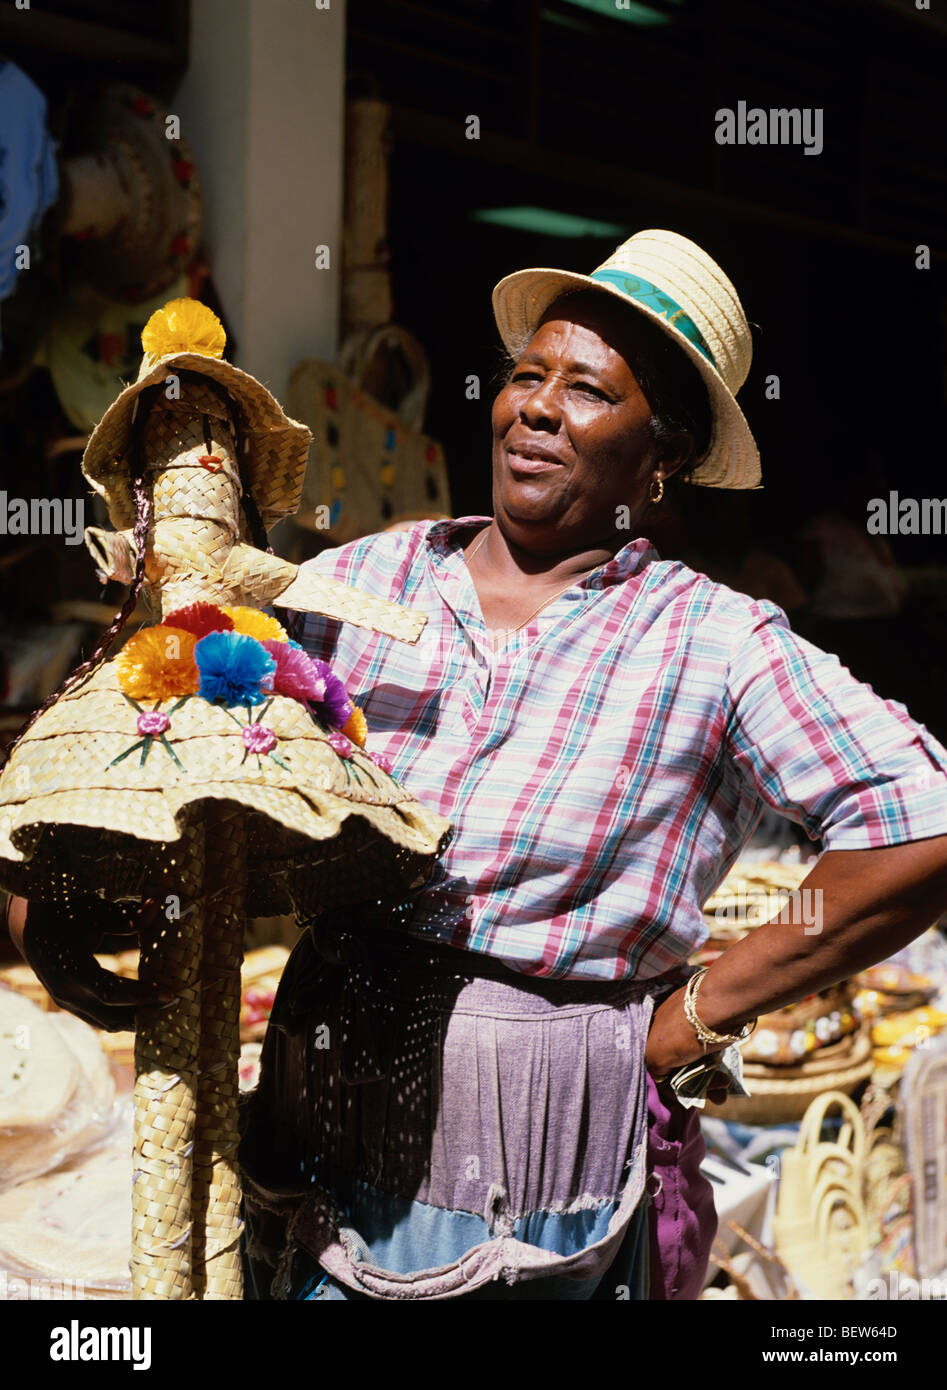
left=773, top=1091, right=870, bottom=1298
left=288, top=324, right=452, bottom=541
left=0, top=301, right=454, bottom=1299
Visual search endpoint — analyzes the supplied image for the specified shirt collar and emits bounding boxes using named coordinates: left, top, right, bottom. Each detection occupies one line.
left=424, top=515, right=659, bottom=589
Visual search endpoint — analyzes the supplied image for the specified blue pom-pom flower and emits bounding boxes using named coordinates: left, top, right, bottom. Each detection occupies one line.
left=193, top=631, right=275, bottom=706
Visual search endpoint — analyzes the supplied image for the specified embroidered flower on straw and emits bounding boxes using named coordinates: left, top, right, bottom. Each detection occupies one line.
left=193, top=631, right=275, bottom=706
left=242, top=724, right=277, bottom=756
left=141, top=297, right=226, bottom=360
left=340, top=705, right=367, bottom=748
left=326, top=730, right=356, bottom=759
left=309, top=658, right=354, bottom=729
left=136, top=710, right=171, bottom=737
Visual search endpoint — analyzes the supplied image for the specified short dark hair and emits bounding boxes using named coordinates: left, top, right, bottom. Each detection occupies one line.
left=497, top=289, right=714, bottom=479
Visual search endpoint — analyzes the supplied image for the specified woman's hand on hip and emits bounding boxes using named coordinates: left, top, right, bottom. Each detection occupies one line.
left=5, top=893, right=169, bottom=1032
left=645, top=986, right=731, bottom=1105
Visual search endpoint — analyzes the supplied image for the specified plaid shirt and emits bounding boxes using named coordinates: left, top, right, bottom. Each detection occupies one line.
left=291, top=515, right=947, bottom=982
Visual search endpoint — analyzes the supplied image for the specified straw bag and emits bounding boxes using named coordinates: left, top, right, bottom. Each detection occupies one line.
left=773, top=1091, right=870, bottom=1299
left=287, top=325, right=452, bottom=542
left=858, top=1082, right=910, bottom=1250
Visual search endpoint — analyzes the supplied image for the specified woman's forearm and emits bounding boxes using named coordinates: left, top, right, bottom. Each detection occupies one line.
left=698, top=834, right=947, bottom=1033
left=646, top=834, right=947, bottom=1075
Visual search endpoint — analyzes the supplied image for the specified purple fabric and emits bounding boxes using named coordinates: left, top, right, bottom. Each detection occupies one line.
left=240, top=925, right=658, bottom=1298
left=240, top=924, right=720, bottom=1299
left=645, top=1070, right=718, bottom=1299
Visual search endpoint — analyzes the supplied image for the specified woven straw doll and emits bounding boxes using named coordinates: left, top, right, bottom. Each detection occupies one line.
left=0, top=300, right=453, bottom=1301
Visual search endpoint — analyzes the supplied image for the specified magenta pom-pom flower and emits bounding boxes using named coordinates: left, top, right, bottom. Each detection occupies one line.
left=242, top=724, right=277, bottom=755
left=260, top=640, right=327, bottom=703
left=368, top=750, right=394, bottom=775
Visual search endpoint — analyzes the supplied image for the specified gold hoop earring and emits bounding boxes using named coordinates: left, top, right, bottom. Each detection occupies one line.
left=649, top=475, right=664, bottom=505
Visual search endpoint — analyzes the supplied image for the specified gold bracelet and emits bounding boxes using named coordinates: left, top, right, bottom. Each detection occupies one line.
left=683, top=968, right=756, bottom=1049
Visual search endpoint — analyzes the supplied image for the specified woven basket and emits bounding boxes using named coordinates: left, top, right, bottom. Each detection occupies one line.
left=287, top=328, right=451, bottom=541
left=773, top=1090, right=871, bottom=1298
left=705, top=1029, right=874, bottom=1125
left=740, top=983, right=859, bottom=1067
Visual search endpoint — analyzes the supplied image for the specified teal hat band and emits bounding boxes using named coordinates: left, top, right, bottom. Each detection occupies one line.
left=588, top=268, right=716, bottom=369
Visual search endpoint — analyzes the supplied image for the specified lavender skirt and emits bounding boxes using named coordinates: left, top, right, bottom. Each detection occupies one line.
left=238, top=920, right=716, bottom=1300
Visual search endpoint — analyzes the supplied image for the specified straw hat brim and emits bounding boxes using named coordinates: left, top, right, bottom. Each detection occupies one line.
left=82, top=353, right=312, bottom=530
left=492, top=268, right=761, bottom=490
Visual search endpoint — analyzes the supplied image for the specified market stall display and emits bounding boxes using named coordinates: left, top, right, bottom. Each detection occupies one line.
left=697, top=852, right=947, bottom=1298
left=0, top=299, right=454, bottom=1300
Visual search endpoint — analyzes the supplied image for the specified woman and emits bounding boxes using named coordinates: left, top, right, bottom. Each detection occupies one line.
left=9, top=230, right=947, bottom=1300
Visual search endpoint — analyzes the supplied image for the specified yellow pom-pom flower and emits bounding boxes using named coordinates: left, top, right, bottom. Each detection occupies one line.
left=141, top=298, right=226, bottom=361
left=115, top=627, right=200, bottom=700
left=340, top=704, right=367, bottom=748
left=222, top=607, right=288, bottom=644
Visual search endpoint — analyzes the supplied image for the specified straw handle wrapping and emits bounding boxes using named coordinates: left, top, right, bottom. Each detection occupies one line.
left=132, top=817, right=205, bottom=1299
left=193, top=805, right=246, bottom=1299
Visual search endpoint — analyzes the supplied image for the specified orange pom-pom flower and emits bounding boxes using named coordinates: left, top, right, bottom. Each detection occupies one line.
left=116, top=627, right=200, bottom=700
left=340, top=705, right=367, bottom=748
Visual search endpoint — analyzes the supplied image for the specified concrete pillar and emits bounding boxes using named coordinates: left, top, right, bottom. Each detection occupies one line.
left=174, top=0, right=345, bottom=393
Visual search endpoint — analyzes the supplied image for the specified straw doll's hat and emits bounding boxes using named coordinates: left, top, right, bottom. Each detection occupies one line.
left=82, top=298, right=311, bottom=531
left=492, top=228, right=760, bottom=489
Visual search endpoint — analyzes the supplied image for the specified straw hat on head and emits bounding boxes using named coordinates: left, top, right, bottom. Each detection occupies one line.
left=81, top=298, right=312, bottom=530
left=492, top=228, right=760, bottom=490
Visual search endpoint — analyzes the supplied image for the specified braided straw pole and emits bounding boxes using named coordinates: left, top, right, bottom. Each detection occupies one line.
left=192, top=805, right=245, bottom=1299
left=132, top=816, right=204, bottom=1299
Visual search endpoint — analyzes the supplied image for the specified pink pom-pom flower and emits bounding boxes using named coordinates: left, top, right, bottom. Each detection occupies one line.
left=260, top=640, right=327, bottom=703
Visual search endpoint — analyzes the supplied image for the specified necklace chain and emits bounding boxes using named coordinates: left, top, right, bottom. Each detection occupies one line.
left=467, top=526, right=598, bottom=636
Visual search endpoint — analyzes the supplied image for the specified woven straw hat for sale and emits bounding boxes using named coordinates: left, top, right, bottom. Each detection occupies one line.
left=492, top=228, right=761, bottom=490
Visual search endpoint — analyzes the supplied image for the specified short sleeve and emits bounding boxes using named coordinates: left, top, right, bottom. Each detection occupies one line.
left=723, top=600, right=947, bottom=849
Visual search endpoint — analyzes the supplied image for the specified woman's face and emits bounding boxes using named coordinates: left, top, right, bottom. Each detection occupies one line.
left=490, top=291, right=693, bottom=554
